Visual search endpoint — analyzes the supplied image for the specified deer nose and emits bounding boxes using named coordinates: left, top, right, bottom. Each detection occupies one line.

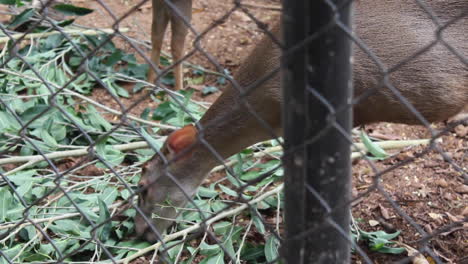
left=139, top=177, right=149, bottom=187
left=134, top=213, right=149, bottom=236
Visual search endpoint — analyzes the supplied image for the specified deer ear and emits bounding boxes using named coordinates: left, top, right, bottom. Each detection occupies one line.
left=167, top=124, right=197, bottom=154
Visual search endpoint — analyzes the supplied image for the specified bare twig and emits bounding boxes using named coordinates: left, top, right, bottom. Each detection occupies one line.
left=0, top=141, right=160, bottom=176
left=0, top=28, right=130, bottom=44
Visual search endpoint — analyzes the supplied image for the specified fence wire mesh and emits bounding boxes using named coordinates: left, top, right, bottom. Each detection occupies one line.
left=0, top=0, right=466, bottom=263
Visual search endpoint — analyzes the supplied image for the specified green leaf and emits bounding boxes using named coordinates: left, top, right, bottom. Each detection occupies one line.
left=140, top=127, right=162, bottom=151
left=31, top=186, right=46, bottom=199
left=152, top=101, right=174, bottom=121
left=21, top=253, right=50, bottom=262
left=265, top=236, right=280, bottom=263
left=7, top=169, right=37, bottom=185
left=20, top=104, right=51, bottom=123
left=0, top=0, right=16, bottom=5
left=0, top=188, right=13, bottom=222
left=53, top=4, right=94, bottom=16
left=165, top=240, right=184, bottom=260
left=219, top=184, right=251, bottom=200
left=96, top=140, right=125, bottom=168
left=213, top=221, right=232, bottom=236
left=97, top=198, right=112, bottom=241
left=49, top=220, right=82, bottom=236
left=358, top=229, right=405, bottom=255
left=133, top=82, right=147, bottom=93
left=229, top=226, right=244, bottom=242
left=222, top=237, right=236, bottom=260
left=199, top=242, right=221, bottom=256
left=251, top=209, right=266, bottom=234
left=191, top=75, right=204, bottom=85
left=197, top=186, right=218, bottom=198
left=210, top=201, right=228, bottom=213
left=374, top=246, right=406, bottom=254
left=16, top=180, right=33, bottom=198
left=240, top=170, right=261, bottom=181
left=182, top=247, right=199, bottom=264
left=360, top=131, right=388, bottom=159
left=8, top=8, right=34, bottom=29
left=40, top=128, right=58, bottom=148
left=218, top=184, right=238, bottom=197
left=241, top=243, right=265, bottom=261
left=199, top=252, right=225, bottom=264
left=105, top=49, right=123, bottom=67
left=100, top=187, right=118, bottom=205
left=87, top=105, right=112, bottom=131
left=50, top=123, right=67, bottom=142
left=202, top=86, right=219, bottom=96
left=0, top=111, right=21, bottom=132
left=57, top=19, right=75, bottom=27
left=121, top=189, right=130, bottom=200
left=1, top=244, right=22, bottom=261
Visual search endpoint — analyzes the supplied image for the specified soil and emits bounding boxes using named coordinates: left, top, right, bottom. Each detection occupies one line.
left=1, top=0, right=466, bottom=263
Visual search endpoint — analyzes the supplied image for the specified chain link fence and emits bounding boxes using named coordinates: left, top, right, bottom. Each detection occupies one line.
left=0, top=0, right=466, bottom=263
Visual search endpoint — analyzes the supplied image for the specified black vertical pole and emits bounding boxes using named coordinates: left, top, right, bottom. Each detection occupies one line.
left=282, top=0, right=353, bottom=263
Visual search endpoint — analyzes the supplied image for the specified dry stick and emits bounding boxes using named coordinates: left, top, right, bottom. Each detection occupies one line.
left=0, top=28, right=130, bottom=44
left=0, top=141, right=157, bottom=176
left=0, top=201, right=126, bottom=231
left=117, top=184, right=284, bottom=264
left=0, top=68, right=176, bottom=130
left=210, top=139, right=431, bottom=173
left=352, top=139, right=430, bottom=152
left=0, top=139, right=430, bottom=175
left=240, top=3, right=282, bottom=11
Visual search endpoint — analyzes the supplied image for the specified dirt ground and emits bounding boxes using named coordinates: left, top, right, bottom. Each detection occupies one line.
left=2, top=0, right=467, bottom=263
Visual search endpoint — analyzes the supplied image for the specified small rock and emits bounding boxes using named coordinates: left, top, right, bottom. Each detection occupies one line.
left=424, top=223, right=433, bottom=233
left=239, top=38, right=249, bottom=45
left=435, top=179, right=448, bottom=188
left=396, top=152, right=414, bottom=161
left=453, top=151, right=465, bottom=159
left=443, top=192, right=453, bottom=201
left=454, top=124, right=468, bottom=137
left=454, top=185, right=468, bottom=194
left=424, top=161, right=440, bottom=168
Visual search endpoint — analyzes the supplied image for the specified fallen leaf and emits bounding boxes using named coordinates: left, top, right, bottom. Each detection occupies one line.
left=379, top=204, right=390, bottom=219
left=428, top=213, right=444, bottom=224
left=445, top=212, right=461, bottom=222
left=434, top=179, right=448, bottom=188
left=398, top=243, right=430, bottom=264
left=368, top=220, right=379, bottom=227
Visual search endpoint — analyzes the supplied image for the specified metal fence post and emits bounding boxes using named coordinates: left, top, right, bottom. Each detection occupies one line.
left=282, top=0, right=353, bottom=263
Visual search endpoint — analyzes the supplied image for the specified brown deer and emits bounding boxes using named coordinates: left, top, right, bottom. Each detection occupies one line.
left=136, top=0, right=468, bottom=242
left=148, top=0, right=192, bottom=91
